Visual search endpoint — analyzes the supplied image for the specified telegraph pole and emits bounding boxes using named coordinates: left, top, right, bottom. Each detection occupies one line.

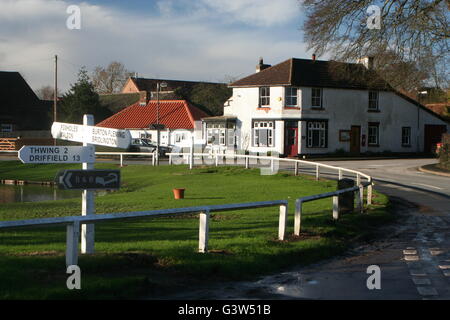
left=54, top=55, right=58, bottom=146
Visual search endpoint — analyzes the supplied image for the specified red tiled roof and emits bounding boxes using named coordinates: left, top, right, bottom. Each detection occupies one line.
left=96, top=100, right=210, bottom=130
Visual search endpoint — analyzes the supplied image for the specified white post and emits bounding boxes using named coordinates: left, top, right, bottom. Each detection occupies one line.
left=356, top=185, right=364, bottom=213
left=120, top=154, right=123, bottom=167
left=294, top=199, right=302, bottom=236
left=245, top=156, right=249, bottom=169
left=332, top=196, right=339, bottom=220
left=278, top=204, right=288, bottom=241
left=294, top=162, right=299, bottom=176
left=198, top=210, right=210, bottom=253
left=367, top=180, right=373, bottom=206
left=215, top=154, right=219, bottom=167
left=66, top=221, right=80, bottom=267
left=271, top=158, right=275, bottom=173
left=168, top=154, right=172, bottom=165
left=356, top=174, right=361, bottom=187
left=316, top=165, right=320, bottom=180
left=338, top=169, right=343, bottom=180
left=152, top=152, right=156, bottom=166
left=81, top=114, right=95, bottom=254
left=189, top=137, right=194, bottom=170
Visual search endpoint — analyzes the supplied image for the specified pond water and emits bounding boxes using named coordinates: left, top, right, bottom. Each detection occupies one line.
left=0, top=184, right=81, bottom=204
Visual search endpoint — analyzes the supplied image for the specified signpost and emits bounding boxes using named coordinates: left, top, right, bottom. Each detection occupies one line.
left=18, top=146, right=95, bottom=164
left=56, top=169, right=121, bottom=190
left=51, top=121, right=132, bottom=149
left=49, top=114, right=131, bottom=255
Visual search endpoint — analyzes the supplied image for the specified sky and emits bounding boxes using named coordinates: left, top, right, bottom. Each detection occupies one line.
left=0, top=0, right=310, bottom=93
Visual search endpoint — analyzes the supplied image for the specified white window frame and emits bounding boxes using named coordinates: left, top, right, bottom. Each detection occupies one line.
left=368, top=91, right=379, bottom=111
left=306, top=121, right=327, bottom=148
left=402, top=127, right=411, bottom=146
left=259, top=87, right=270, bottom=107
left=368, top=123, right=379, bottom=146
left=311, top=88, right=322, bottom=108
left=285, top=87, right=298, bottom=107
left=253, top=121, right=274, bottom=147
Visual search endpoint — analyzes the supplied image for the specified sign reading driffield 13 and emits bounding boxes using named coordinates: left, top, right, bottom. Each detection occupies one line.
left=18, top=146, right=95, bottom=164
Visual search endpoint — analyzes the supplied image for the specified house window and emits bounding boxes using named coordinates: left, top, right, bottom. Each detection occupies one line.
left=175, top=133, right=186, bottom=143
left=1, top=124, right=13, bottom=132
left=253, top=121, right=274, bottom=147
left=368, top=123, right=379, bottom=146
left=368, top=91, right=379, bottom=110
left=206, top=123, right=226, bottom=146
left=311, top=88, right=322, bottom=108
left=306, top=121, right=327, bottom=148
left=402, top=127, right=411, bottom=146
left=259, top=87, right=270, bottom=107
left=285, top=87, right=298, bottom=107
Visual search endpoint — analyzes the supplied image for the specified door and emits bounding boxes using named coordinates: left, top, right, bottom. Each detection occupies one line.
left=350, top=126, right=361, bottom=154
left=285, top=123, right=298, bottom=157
left=424, top=125, right=447, bottom=153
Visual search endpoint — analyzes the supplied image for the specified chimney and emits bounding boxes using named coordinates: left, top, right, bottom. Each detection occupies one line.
left=139, top=90, right=148, bottom=106
left=312, top=53, right=316, bottom=61
left=358, top=56, right=374, bottom=70
left=256, top=57, right=271, bottom=73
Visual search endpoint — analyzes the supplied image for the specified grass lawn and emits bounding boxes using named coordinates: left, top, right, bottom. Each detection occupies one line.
left=0, top=161, right=391, bottom=299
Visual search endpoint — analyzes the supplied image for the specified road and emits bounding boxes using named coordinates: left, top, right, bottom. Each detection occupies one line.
left=161, top=158, right=450, bottom=300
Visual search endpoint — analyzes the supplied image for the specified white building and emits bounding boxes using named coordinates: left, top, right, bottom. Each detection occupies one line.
left=97, top=100, right=208, bottom=149
left=202, top=57, right=449, bottom=156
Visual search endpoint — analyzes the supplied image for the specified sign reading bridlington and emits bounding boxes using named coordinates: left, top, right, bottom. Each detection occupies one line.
left=51, top=122, right=132, bottom=149
left=18, top=146, right=95, bottom=164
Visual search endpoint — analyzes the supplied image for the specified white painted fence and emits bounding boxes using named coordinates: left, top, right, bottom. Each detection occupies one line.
left=0, top=200, right=288, bottom=267
left=168, top=152, right=373, bottom=205
left=0, top=150, right=374, bottom=268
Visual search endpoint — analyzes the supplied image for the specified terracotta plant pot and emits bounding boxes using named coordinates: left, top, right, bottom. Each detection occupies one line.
left=173, top=188, right=185, bottom=199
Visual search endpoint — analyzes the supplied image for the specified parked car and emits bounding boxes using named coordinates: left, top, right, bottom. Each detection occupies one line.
left=127, top=139, right=172, bottom=157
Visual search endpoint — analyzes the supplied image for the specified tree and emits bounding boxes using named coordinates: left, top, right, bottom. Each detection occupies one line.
left=92, top=61, right=134, bottom=94
left=179, top=83, right=232, bottom=116
left=302, top=0, right=449, bottom=89
left=35, top=85, right=61, bottom=101
left=59, top=67, right=112, bottom=124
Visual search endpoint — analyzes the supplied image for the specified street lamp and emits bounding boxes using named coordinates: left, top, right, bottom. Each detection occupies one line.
left=155, top=82, right=167, bottom=164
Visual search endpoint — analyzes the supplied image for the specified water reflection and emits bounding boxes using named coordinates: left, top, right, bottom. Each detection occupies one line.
left=0, top=184, right=81, bottom=203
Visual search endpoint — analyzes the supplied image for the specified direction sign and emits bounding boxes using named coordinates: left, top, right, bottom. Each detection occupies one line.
left=51, top=122, right=132, bottom=149
left=56, top=170, right=121, bottom=190
left=18, top=146, right=95, bottom=164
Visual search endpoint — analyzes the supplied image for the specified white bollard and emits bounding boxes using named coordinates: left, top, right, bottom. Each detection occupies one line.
left=294, top=162, right=299, bottom=176
left=245, top=156, right=249, bottom=169
left=168, top=154, right=172, bottom=165
left=356, top=174, right=361, bottom=187
left=332, top=196, right=339, bottom=220
left=198, top=210, right=210, bottom=253
left=338, top=169, right=343, bottom=180
left=278, top=204, right=288, bottom=241
left=120, top=154, right=123, bottom=167
left=316, top=165, right=320, bottom=180
left=294, top=199, right=302, bottom=236
left=66, top=221, right=80, bottom=267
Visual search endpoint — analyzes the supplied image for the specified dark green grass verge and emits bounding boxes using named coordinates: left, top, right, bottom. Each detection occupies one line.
left=0, top=161, right=391, bottom=299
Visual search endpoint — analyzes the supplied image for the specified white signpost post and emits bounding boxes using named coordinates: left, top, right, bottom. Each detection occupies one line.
left=50, top=115, right=132, bottom=255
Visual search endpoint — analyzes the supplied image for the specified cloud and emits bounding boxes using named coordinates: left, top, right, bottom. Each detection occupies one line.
left=0, top=0, right=308, bottom=92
